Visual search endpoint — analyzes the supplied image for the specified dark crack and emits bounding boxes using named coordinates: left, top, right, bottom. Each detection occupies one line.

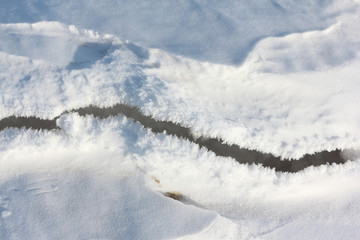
left=0, top=116, right=60, bottom=132
left=0, top=103, right=350, bottom=173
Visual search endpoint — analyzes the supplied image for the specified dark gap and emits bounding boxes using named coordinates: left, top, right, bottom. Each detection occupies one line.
left=0, top=116, right=59, bottom=132
left=163, top=192, right=185, bottom=201
left=0, top=103, right=348, bottom=172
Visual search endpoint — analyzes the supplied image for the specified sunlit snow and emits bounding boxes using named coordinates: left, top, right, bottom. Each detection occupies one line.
left=1, top=0, right=360, bottom=239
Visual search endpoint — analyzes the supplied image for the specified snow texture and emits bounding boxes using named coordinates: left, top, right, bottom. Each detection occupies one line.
left=1, top=0, right=360, bottom=239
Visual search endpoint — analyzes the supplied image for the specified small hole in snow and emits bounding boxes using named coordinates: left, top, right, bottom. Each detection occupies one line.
left=164, top=191, right=185, bottom=201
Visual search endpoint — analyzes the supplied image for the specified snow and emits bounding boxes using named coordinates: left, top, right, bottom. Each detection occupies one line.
left=0, top=172, right=220, bottom=240
left=1, top=0, right=360, bottom=239
left=142, top=6, right=360, bottom=157
left=0, top=0, right=342, bottom=65
left=1, top=114, right=360, bottom=239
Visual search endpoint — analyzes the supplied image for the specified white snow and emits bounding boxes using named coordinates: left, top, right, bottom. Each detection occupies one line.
left=1, top=0, right=360, bottom=239
left=1, top=114, right=360, bottom=239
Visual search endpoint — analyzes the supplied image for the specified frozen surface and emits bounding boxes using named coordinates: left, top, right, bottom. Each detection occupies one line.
left=1, top=0, right=360, bottom=239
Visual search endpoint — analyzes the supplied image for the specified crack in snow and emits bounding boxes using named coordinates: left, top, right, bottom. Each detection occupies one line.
left=0, top=103, right=349, bottom=173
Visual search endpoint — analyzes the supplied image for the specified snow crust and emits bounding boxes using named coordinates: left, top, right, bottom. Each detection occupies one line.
left=1, top=0, right=360, bottom=239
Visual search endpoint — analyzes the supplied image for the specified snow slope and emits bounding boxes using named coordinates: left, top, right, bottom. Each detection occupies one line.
left=1, top=0, right=360, bottom=239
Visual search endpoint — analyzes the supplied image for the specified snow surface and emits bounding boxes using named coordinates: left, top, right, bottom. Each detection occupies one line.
left=1, top=0, right=360, bottom=239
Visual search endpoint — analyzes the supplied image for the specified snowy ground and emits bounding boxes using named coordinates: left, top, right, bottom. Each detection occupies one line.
left=1, top=0, right=360, bottom=239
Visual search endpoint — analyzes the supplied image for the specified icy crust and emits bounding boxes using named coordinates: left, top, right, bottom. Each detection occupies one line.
left=1, top=114, right=360, bottom=239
